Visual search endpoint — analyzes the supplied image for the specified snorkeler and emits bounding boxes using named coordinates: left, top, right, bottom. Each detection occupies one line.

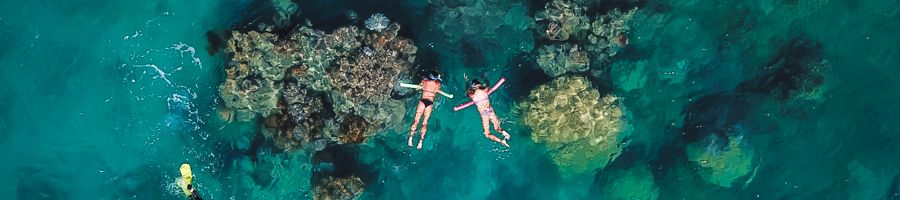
left=175, top=163, right=203, bottom=200
left=399, top=71, right=453, bottom=149
left=464, top=79, right=510, bottom=147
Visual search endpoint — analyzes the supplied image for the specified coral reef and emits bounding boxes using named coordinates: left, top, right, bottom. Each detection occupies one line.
left=364, top=13, right=390, bottom=32
left=598, top=165, right=660, bottom=200
left=520, top=76, right=628, bottom=175
left=736, top=38, right=830, bottom=102
left=328, top=23, right=412, bottom=128
left=219, top=31, right=294, bottom=121
left=329, top=24, right=414, bottom=108
left=532, top=1, right=637, bottom=77
left=536, top=43, right=590, bottom=77
left=428, top=0, right=535, bottom=67
left=584, top=8, right=637, bottom=66
left=313, top=176, right=365, bottom=200
left=534, top=0, right=590, bottom=41
left=262, top=81, right=328, bottom=151
left=686, top=134, right=755, bottom=188
left=220, top=18, right=416, bottom=150
left=272, top=0, right=298, bottom=28
left=289, top=26, right=359, bottom=91
left=334, top=114, right=374, bottom=144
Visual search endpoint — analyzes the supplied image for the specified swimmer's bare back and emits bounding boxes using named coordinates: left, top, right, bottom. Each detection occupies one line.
left=409, top=80, right=441, bottom=149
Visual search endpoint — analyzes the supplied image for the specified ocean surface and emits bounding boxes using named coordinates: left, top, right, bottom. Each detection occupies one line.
left=0, top=0, right=898, bottom=199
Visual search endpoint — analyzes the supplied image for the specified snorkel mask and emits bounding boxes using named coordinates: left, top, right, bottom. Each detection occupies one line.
left=425, top=71, right=442, bottom=82
left=470, top=79, right=483, bottom=90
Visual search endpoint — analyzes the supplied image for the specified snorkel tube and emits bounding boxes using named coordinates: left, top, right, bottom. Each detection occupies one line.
left=453, top=77, right=505, bottom=111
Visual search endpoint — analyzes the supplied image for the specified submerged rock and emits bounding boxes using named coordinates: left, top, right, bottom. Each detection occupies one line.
left=313, top=176, right=365, bottom=200
left=536, top=43, right=590, bottom=77
left=686, top=134, right=755, bottom=188
left=520, top=76, right=628, bottom=175
left=535, top=0, right=590, bottom=41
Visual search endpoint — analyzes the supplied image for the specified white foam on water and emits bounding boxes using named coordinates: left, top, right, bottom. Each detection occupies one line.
left=169, top=42, right=203, bottom=68
left=123, top=31, right=143, bottom=40
left=134, top=64, right=173, bottom=85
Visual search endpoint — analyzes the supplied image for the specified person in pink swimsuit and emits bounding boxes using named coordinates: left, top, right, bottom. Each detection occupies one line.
left=466, top=79, right=510, bottom=147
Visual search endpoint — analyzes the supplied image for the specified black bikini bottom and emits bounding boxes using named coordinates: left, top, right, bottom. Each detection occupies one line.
left=420, top=99, right=434, bottom=107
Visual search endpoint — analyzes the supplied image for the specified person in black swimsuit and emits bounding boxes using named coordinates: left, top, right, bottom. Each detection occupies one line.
left=409, top=72, right=443, bottom=149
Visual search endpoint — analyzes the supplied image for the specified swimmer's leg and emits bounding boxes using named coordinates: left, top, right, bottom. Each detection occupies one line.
left=482, top=116, right=508, bottom=147
left=418, top=105, right=434, bottom=149
left=489, top=114, right=510, bottom=140
left=409, top=101, right=425, bottom=147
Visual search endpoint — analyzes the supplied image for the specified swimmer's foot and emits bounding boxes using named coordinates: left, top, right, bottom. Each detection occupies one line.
left=417, top=140, right=424, bottom=149
left=408, top=137, right=414, bottom=147
left=502, top=131, right=511, bottom=140
left=500, top=140, right=510, bottom=147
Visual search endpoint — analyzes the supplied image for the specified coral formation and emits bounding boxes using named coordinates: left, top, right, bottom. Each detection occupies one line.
left=220, top=17, right=416, bottom=151
left=736, top=38, right=830, bottom=102
left=520, top=76, right=628, bottom=175
left=532, top=0, right=637, bottom=76
left=686, top=134, right=755, bottom=188
left=536, top=43, right=590, bottom=77
left=272, top=0, right=298, bottom=28
left=428, top=0, right=535, bottom=67
left=598, top=165, right=660, bottom=200
left=219, top=31, right=293, bottom=121
left=313, top=176, right=365, bottom=200
left=329, top=24, right=414, bottom=108
left=327, top=23, right=412, bottom=128
left=289, top=26, right=359, bottom=91
left=262, top=81, right=328, bottom=151
left=534, top=0, right=590, bottom=41
left=584, top=8, right=637, bottom=65
left=364, top=13, right=390, bottom=32
left=334, top=114, right=374, bottom=144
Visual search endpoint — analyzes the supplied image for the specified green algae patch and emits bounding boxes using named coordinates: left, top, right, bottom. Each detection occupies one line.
left=686, top=135, right=755, bottom=188
left=520, top=76, right=628, bottom=176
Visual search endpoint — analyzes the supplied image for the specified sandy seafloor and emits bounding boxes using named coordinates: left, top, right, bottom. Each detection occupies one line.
left=0, top=0, right=899, bottom=199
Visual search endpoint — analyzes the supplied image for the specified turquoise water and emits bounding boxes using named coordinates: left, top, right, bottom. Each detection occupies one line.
left=1, top=0, right=898, bottom=199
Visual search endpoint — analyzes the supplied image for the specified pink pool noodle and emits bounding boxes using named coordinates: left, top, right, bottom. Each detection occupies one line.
left=453, top=77, right=506, bottom=111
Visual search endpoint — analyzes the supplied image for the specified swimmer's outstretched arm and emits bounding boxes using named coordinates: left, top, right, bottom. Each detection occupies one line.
left=399, top=82, right=453, bottom=98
